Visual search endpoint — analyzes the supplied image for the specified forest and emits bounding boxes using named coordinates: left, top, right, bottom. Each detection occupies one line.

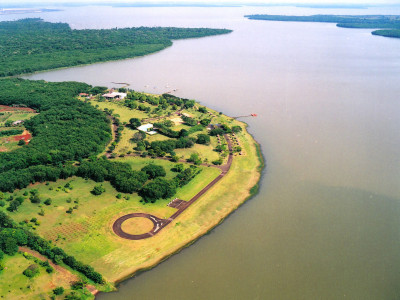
left=245, top=14, right=400, bottom=38
left=0, top=78, right=111, bottom=174
left=0, top=18, right=232, bottom=77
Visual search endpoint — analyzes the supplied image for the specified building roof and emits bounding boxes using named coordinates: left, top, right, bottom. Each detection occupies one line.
left=137, top=123, right=157, bottom=135
left=102, top=92, right=127, bottom=99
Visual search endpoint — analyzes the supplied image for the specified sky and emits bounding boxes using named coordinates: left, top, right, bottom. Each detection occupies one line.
left=2, top=0, right=399, bottom=5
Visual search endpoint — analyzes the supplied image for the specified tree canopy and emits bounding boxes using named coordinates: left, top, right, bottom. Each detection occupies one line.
left=0, top=18, right=232, bottom=77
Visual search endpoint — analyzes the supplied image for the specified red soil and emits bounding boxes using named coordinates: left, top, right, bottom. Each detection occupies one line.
left=0, top=105, right=36, bottom=113
left=13, top=132, right=32, bottom=143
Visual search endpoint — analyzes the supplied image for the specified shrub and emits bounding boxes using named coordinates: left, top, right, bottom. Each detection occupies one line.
left=141, top=164, right=166, bottom=179
left=91, top=184, right=105, bottom=196
left=196, top=134, right=210, bottom=145
left=23, top=264, right=39, bottom=278
left=44, top=198, right=52, bottom=205
left=188, top=153, right=202, bottom=165
left=212, top=158, right=223, bottom=165
left=53, top=287, right=64, bottom=295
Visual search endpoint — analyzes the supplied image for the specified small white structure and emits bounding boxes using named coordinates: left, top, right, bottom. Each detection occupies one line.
left=102, top=92, right=127, bottom=100
left=12, top=120, right=23, bottom=126
left=137, top=123, right=157, bottom=135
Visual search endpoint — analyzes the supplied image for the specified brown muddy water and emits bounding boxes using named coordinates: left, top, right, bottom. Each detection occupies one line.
left=10, top=4, right=400, bottom=299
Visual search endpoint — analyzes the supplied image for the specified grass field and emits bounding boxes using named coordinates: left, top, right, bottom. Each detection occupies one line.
left=85, top=97, right=227, bottom=161
left=2, top=156, right=222, bottom=282
left=0, top=111, right=38, bottom=126
left=2, top=94, right=262, bottom=290
left=0, top=253, right=81, bottom=300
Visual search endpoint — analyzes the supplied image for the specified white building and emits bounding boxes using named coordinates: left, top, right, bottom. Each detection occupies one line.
left=137, top=123, right=157, bottom=135
left=102, top=92, right=127, bottom=100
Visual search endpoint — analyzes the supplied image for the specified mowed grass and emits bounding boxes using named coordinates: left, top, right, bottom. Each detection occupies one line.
left=3, top=95, right=261, bottom=285
left=94, top=120, right=262, bottom=283
left=0, top=253, right=74, bottom=300
left=3, top=156, right=222, bottom=281
left=89, top=100, right=149, bottom=123
left=0, top=111, right=38, bottom=126
left=121, top=218, right=154, bottom=235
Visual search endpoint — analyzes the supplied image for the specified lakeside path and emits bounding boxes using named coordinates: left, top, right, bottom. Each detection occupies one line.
left=112, top=133, right=233, bottom=240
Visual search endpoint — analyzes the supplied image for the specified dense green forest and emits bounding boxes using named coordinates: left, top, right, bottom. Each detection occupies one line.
left=245, top=14, right=400, bottom=38
left=0, top=18, right=232, bottom=77
left=0, top=79, right=111, bottom=174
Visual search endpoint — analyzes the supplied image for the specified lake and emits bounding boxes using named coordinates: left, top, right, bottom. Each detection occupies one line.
left=5, top=4, right=400, bottom=299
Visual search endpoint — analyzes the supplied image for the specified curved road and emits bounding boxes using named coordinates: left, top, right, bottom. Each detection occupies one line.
left=113, top=133, right=234, bottom=240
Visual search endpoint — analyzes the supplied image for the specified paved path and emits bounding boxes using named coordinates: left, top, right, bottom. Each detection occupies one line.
left=112, top=133, right=233, bottom=240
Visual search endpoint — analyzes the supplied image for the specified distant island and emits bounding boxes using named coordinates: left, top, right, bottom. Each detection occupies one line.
left=0, top=18, right=232, bottom=77
left=0, top=8, right=61, bottom=15
left=245, top=14, right=400, bottom=39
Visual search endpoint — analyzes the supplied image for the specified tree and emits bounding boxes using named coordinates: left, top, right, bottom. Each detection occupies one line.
left=163, top=120, right=174, bottom=127
left=198, top=107, right=207, bottom=113
left=139, top=178, right=176, bottom=202
left=0, top=236, right=18, bottom=255
left=23, top=264, right=39, bottom=278
left=141, top=164, right=166, bottom=179
left=53, top=287, right=64, bottom=295
left=128, top=118, right=141, bottom=129
left=200, top=118, right=211, bottom=126
left=232, top=125, right=242, bottom=133
left=196, top=134, right=210, bottom=145
left=30, top=194, right=41, bottom=204
left=18, top=139, right=26, bottom=146
left=188, top=153, right=202, bottom=165
left=91, top=184, right=105, bottom=196
left=131, top=131, right=146, bottom=142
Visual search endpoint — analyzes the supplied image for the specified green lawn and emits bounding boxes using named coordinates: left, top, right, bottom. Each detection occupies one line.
left=0, top=111, right=38, bottom=126
left=0, top=253, right=79, bottom=300
left=2, top=156, right=221, bottom=281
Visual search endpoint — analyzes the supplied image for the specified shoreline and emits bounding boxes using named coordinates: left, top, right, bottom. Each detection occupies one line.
left=99, top=127, right=265, bottom=295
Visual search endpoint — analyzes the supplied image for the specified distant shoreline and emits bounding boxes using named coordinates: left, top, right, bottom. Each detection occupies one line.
left=0, top=8, right=61, bottom=15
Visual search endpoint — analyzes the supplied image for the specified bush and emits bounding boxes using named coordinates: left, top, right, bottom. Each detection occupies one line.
left=44, top=198, right=52, bottom=205
left=139, top=178, right=177, bottom=202
left=196, top=134, right=210, bottom=145
left=212, top=158, right=223, bottom=165
left=188, top=153, right=202, bottom=165
left=232, top=125, right=242, bottom=133
left=53, top=287, right=64, bottom=295
left=128, top=118, right=141, bottom=129
left=23, top=264, right=39, bottom=278
left=141, top=164, right=166, bottom=179
left=0, top=236, right=18, bottom=255
left=91, top=184, right=105, bottom=195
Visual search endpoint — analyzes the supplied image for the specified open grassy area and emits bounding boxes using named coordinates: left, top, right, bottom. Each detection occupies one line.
left=2, top=92, right=261, bottom=290
left=89, top=100, right=149, bottom=123
left=0, top=253, right=80, bottom=300
left=0, top=111, right=38, bottom=126
left=83, top=96, right=228, bottom=162
left=2, top=156, right=222, bottom=282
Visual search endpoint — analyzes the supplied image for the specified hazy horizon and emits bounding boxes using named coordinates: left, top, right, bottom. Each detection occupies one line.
left=1, top=0, right=400, bottom=8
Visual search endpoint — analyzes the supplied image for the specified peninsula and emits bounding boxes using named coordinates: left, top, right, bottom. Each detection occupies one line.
left=0, top=19, right=262, bottom=299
